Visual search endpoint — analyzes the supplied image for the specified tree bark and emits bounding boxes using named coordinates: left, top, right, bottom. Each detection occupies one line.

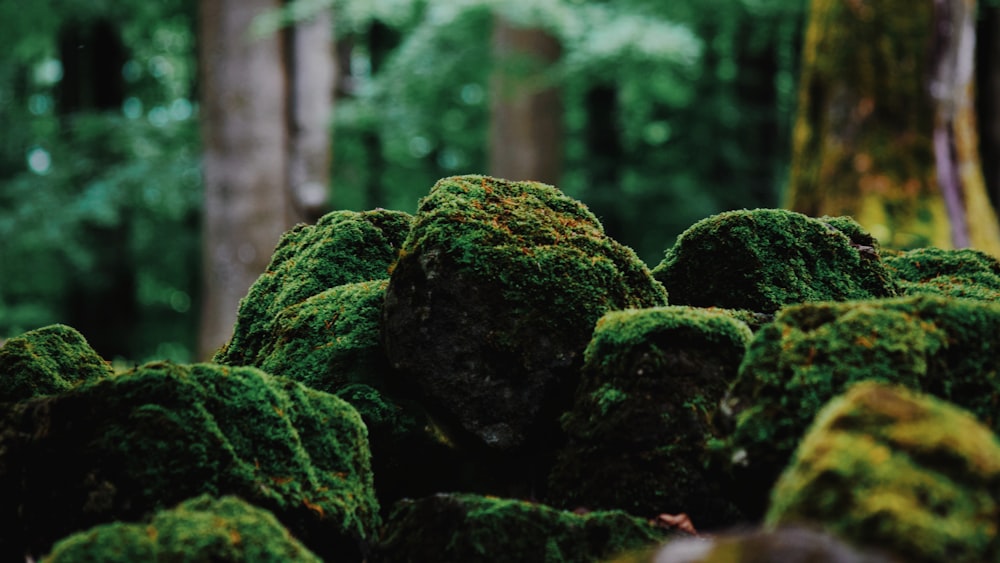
left=198, top=1, right=334, bottom=359
left=489, top=17, right=563, bottom=185
left=786, top=0, right=1000, bottom=255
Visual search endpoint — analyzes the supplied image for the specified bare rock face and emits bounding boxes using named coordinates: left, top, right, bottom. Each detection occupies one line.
left=382, top=175, right=668, bottom=452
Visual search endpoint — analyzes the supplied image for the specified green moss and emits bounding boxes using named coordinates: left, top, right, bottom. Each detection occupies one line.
left=651, top=209, right=897, bottom=313
left=370, top=493, right=672, bottom=563
left=0, top=361, right=378, bottom=561
left=383, top=175, right=667, bottom=451
left=724, top=294, right=1000, bottom=518
left=0, top=324, right=112, bottom=402
left=549, top=306, right=751, bottom=527
left=251, top=279, right=391, bottom=394
left=885, top=247, right=1000, bottom=301
left=216, top=209, right=411, bottom=366
left=44, top=495, right=321, bottom=562
left=767, top=382, right=1000, bottom=562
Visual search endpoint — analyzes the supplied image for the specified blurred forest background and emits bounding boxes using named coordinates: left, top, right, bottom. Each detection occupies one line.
left=2, top=0, right=999, bottom=364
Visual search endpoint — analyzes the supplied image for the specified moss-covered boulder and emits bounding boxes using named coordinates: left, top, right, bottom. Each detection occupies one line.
left=370, top=493, right=673, bottom=563
left=382, top=175, right=668, bottom=452
left=767, top=382, right=1000, bottom=563
left=548, top=306, right=752, bottom=528
left=253, top=279, right=392, bottom=394
left=0, top=361, right=378, bottom=561
left=651, top=209, right=897, bottom=313
left=885, top=247, right=1000, bottom=302
left=0, top=324, right=112, bottom=402
left=216, top=208, right=411, bottom=366
left=724, top=294, right=1000, bottom=518
left=44, top=495, right=322, bottom=562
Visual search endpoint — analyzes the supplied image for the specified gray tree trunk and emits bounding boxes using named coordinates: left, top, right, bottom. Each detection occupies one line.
left=197, top=1, right=334, bottom=359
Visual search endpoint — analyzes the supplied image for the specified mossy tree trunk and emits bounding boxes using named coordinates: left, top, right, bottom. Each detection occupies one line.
left=489, top=17, right=563, bottom=185
left=786, top=0, right=1000, bottom=255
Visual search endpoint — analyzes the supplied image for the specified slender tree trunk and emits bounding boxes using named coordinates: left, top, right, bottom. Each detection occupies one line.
left=977, top=3, right=1000, bottom=207
left=285, top=7, right=335, bottom=224
left=489, top=17, right=563, bottom=185
left=786, top=0, right=1000, bottom=255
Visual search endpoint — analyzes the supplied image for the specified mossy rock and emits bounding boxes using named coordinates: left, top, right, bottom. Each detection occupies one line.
left=651, top=209, right=898, bottom=313
left=0, top=361, right=378, bottom=561
left=621, top=526, right=892, bottom=563
left=549, top=306, right=751, bottom=528
left=767, top=382, right=1000, bottom=563
left=216, top=208, right=411, bottom=366
left=723, top=294, right=1000, bottom=518
left=44, top=495, right=321, bottom=562
left=370, top=493, right=673, bottom=563
left=253, top=279, right=392, bottom=394
left=885, top=247, right=1000, bottom=302
left=382, top=175, right=668, bottom=452
left=0, top=324, right=112, bottom=402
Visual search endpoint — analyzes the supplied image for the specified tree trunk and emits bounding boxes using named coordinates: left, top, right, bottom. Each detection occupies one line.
left=199, top=0, right=333, bottom=359
left=489, top=17, right=563, bottom=185
left=977, top=3, right=1000, bottom=207
left=786, top=0, right=1000, bottom=255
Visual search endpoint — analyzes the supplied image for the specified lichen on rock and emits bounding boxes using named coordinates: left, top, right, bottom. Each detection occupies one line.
left=43, top=495, right=322, bottom=562
left=215, top=208, right=411, bottom=366
left=370, top=493, right=673, bottom=563
left=723, top=294, right=1000, bottom=517
left=382, top=175, right=668, bottom=452
left=0, top=324, right=112, bottom=402
left=767, top=382, right=1000, bottom=563
left=651, top=209, right=898, bottom=313
left=0, top=361, right=379, bottom=561
left=549, top=306, right=751, bottom=527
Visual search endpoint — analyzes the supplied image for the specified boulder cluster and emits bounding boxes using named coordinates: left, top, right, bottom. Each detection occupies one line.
left=3, top=174, right=1000, bottom=562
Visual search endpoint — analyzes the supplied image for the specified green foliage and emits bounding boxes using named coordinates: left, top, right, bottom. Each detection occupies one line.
left=44, top=495, right=322, bottom=562
left=768, top=382, right=1000, bottom=563
left=0, top=0, right=199, bottom=362
left=651, top=209, right=898, bottom=313
left=370, top=493, right=672, bottom=563
left=0, top=323, right=112, bottom=402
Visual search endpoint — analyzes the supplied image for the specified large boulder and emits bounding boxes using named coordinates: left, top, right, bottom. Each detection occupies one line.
left=0, top=324, right=111, bottom=402
left=382, top=175, right=668, bottom=452
left=548, top=306, right=751, bottom=528
left=0, top=361, right=379, bottom=561
left=44, top=495, right=321, bottom=562
left=723, top=294, right=1000, bottom=518
left=370, top=493, right=673, bottom=563
left=768, top=382, right=1000, bottom=563
left=885, top=247, right=1000, bottom=302
left=216, top=209, right=411, bottom=365
left=651, top=209, right=897, bottom=313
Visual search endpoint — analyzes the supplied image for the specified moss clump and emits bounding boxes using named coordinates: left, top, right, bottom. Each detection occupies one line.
left=0, top=361, right=378, bottom=561
left=885, top=247, right=1000, bottom=302
left=549, top=307, right=751, bottom=528
left=382, top=175, right=667, bottom=452
left=651, top=209, right=898, bottom=313
left=216, top=209, right=411, bottom=366
left=370, top=493, right=673, bottom=563
left=723, top=294, right=1000, bottom=518
left=44, top=495, right=321, bottom=562
left=768, top=382, right=1000, bottom=563
left=251, top=279, right=391, bottom=394
left=0, top=324, right=112, bottom=402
